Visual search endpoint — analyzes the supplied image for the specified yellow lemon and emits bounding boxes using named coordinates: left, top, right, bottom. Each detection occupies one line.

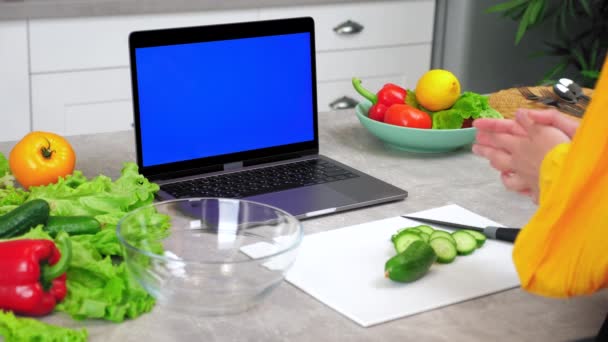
left=415, top=69, right=461, bottom=111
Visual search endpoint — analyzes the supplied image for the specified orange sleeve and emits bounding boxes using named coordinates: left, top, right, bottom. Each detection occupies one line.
left=512, top=57, right=608, bottom=298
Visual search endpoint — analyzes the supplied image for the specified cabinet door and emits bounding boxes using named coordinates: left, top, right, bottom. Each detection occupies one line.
left=29, top=10, right=258, bottom=73
left=259, top=0, right=435, bottom=51
left=0, top=21, right=30, bottom=142
left=31, top=68, right=133, bottom=135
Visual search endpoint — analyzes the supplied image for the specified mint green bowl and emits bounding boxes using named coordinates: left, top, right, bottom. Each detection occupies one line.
left=355, top=101, right=476, bottom=153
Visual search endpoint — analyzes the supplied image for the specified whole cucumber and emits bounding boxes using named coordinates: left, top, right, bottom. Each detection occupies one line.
left=45, top=216, right=102, bottom=237
left=0, top=199, right=51, bottom=238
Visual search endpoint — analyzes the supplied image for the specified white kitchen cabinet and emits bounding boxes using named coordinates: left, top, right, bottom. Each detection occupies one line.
left=0, top=20, right=30, bottom=142
left=260, top=0, right=435, bottom=112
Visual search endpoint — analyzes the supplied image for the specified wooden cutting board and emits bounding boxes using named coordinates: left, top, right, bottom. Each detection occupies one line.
left=488, top=86, right=593, bottom=121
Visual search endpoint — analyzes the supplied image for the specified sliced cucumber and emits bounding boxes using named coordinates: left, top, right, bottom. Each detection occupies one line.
left=416, top=225, right=435, bottom=235
left=452, top=230, right=477, bottom=255
left=393, top=231, right=423, bottom=254
left=419, top=232, right=431, bottom=243
left=429, top=237, right=457, bottom=263
left=429, top=230, right=457, bottom=246
left=404, top=227, right=422, bottom=234
left=463, top=229, right=487, bottom=248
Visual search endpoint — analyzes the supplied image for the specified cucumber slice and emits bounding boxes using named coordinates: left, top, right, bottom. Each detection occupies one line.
left=452, top=230, right=477, bottom=255
left=419, top=232, right=431, bottom=243
left=416, top=225, right=435, bottom=235
left=463, top=229, right=487, bottom=248
left=429, top=237, right=457, bottom=263
left=429, top=230, right=457, bottom=246
left=393, top=231, right=423, bottom=254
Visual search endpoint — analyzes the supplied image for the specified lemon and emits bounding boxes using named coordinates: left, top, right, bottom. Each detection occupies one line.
left=415, top=69, right=461, bottom=111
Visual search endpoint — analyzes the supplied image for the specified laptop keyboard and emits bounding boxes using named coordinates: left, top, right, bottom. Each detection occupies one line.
left=160, top=159, right=359, bottom=199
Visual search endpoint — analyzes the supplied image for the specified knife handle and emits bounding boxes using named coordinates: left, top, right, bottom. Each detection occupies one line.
left=487, top=226, right=520, bottom=243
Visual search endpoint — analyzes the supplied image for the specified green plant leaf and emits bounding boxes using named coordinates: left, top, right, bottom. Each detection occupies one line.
left=486, top=0, right=529, bottom=14
left=572, top=48, right=589, bottom=70
left=579, top=0, right=592, bottom=16
left=581, top=69, right=600, bottom=80
left=528, top=0, right=546, bottom=25
left=590, top=39, right=600, bottom=69
left=542, top=60, right=569, bottom=82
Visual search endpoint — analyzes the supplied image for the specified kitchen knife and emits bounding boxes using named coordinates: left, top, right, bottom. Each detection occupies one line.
left=401, top=216, right=521, bottom=243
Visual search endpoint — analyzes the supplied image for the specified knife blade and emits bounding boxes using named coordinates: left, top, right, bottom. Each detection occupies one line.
left=401, top=215, right=521, bottom=243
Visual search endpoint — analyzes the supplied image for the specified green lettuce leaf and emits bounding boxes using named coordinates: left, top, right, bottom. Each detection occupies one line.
left=0, top=310, right=87, bottom=342
left=432, top=109, right=465, bottom=129
left=0, top=153, right=14, bottom=189
left=430, top=92, right=504, bottom=129
left=27, top=163, right=159, bottom=226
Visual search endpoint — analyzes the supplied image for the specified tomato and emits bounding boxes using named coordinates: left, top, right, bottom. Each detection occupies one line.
left=9, top=131, right=76, bottom=189
left=383, top=104, right=432, bottom=129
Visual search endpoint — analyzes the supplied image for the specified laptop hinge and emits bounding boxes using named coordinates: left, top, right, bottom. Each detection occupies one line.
left=224, top=161, right=243, bottom=171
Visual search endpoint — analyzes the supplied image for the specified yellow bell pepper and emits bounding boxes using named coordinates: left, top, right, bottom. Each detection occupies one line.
left=513, top=57, right=608, bottom=298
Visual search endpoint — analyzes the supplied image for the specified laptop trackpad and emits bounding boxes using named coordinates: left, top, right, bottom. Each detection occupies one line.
left=246, top=185, right=355, bottom=218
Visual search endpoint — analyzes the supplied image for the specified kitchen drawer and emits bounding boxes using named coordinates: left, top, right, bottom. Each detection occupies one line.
left=29, top=9, right=257, bottom=73
left=0, top=20, right=30, bottom=142
left=31, top=68, right=133, bottom=135
left=316, top=44, right=431, bottom=82
left=317, top=75, right=403, bottom=112
left=260, top=0, right=435, bottom=52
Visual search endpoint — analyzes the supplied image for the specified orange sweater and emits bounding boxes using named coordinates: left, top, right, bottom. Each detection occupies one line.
left=513, top=57, right=608, bottom=298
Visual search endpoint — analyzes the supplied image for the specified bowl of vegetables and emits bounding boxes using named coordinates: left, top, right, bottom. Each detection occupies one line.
left=355, top=100, right=478, bottom=153
left=117, top=198, right=303, bottom=316
left=352, top=70, right=503, bottom=153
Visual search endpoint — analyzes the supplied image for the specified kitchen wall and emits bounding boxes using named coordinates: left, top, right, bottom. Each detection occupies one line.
left=433, top=0, right=567, bottom=93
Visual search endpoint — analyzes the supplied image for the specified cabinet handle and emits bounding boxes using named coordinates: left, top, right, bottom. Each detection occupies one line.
left=329, top=96, right=358, bottom=110
left=333, top=20, right=364, bottom=35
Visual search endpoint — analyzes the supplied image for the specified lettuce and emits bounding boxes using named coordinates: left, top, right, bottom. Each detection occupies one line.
left=0, top=153, right=28, bottom=215
left=0, top=310, right=87, bottom=342
left=0, top=152, right=14, bottom=189
left=432, top=92, right=504, bottom=129
left=14, top=163, right=165, bottom=322
left=27, top=163, right=159, bottom=227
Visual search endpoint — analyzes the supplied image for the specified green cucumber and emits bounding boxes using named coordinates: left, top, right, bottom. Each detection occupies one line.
left=415, top=225, right=435, bottom=235
left=419, top=232, right=431, bottom=243
left=385, top=240, right=437, bottom=282
left=429, top=230, right=457, bottom=246
left=0, top=199, right=50, bottom=238
left=45, top=216, right=102, bottom=237
left=463, top=229, right=487, bottom=248
left=429, top=237, right=457, bottom=263
left=452, top=230, right=478, bottom=255
left=392, top=231, right=423, bottom=254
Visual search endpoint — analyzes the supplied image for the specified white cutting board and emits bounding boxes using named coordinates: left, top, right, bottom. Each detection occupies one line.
left=281, top=204, right=520, bottom=327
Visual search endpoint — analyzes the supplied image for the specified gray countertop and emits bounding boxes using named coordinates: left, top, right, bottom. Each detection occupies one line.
left=0, top=109, right=606, bottom=341
left=0, top=0, right=389, bottom=20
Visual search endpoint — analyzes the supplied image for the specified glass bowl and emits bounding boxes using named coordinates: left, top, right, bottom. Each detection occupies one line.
left=116, top=198, right=303, bottom=316
left=355, top=100, right=476, bottom=153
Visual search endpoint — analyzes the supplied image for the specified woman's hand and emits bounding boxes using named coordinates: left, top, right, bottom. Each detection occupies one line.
left=472, top=109, right=574, bottom=203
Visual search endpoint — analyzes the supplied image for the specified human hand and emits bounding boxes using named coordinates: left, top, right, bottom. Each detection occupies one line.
left=522, top=109, right=580, bottom=139
left=472, top=109, right=572, bottom=203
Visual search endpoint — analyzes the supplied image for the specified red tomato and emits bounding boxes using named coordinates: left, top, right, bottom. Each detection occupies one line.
left=384, top=104, right=432, bottom=129
left=368, top=103, right=388, bottom=122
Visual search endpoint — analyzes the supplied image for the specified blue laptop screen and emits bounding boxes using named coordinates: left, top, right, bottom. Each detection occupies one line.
left=134, top=32, right=315, bottom=167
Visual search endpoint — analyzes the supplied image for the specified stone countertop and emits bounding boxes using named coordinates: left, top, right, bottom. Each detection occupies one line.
left=0, top=109, right=605, bottom=341
left=0, top=0, right=395, bottom=20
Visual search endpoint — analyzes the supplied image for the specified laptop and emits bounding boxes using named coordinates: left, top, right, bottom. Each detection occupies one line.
left=128, top=17, right=407, bottom=219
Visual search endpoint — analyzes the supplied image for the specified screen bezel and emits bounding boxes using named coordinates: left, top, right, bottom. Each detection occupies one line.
left=129, top=17, right=319, bottom=180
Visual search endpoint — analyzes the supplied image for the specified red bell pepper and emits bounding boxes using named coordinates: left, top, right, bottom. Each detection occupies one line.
left=0, top=233, right=72, bottom=316
left=352, top=78, right=407, bottom=121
